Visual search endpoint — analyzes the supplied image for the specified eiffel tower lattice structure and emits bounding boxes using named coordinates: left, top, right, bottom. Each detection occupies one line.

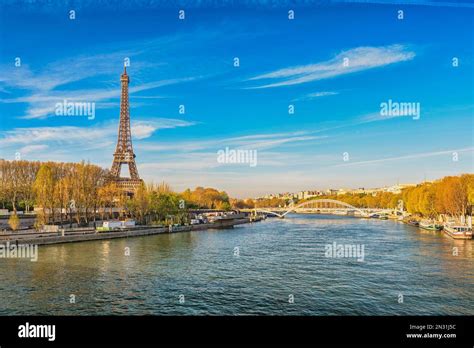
left=110, top=66, right=143, bottom=194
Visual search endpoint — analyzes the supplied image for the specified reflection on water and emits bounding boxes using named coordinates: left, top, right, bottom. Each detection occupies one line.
left=0, top=214, right=473, bottom=315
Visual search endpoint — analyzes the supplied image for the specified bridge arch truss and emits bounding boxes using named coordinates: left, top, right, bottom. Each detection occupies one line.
left=253, top=199, right=376, bottom=218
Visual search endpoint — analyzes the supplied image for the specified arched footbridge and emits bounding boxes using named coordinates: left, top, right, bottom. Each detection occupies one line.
left=252, top=199, right=398, bottom=218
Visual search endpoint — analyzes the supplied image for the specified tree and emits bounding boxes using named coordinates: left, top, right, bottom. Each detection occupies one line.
left=8, top=213, right=20, bottom=231
left=128, top=182, right=150, bottom=224
left=33, top=164, right=55, bottom=226
left=98, top=182, right=120, bottom=219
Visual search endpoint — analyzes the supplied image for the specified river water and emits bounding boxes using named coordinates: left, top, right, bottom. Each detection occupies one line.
left=1, top=214, right=473, bottom=315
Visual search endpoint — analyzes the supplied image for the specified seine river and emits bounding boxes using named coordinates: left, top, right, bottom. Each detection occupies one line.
left=1, top=214, right=473, bottom=315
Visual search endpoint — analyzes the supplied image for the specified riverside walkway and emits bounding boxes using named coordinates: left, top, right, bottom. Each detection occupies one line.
left=0, top=218, right=251, bottom=246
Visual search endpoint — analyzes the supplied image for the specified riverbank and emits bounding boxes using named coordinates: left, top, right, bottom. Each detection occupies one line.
left=0, top=218, right=253, bottom=246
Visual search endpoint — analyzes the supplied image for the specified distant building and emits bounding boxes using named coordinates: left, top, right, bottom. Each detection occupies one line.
left=256, top=183, right=415, bottom=202
left=297, top=190, right=321, bottom=200
left=351, top=188, right=369, bottom=194
left=326, top=189, right=338, bottom=195
left=385, top=183, right=416, bottom=194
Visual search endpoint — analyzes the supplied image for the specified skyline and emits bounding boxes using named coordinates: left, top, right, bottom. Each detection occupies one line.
left=0, top=1, right=473, bottom=198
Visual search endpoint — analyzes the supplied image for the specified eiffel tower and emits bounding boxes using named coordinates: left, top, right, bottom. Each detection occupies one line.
left=110, top=66, right=143, bottom=194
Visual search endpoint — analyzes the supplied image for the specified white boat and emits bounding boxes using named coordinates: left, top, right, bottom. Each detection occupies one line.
left=443, top=222, right=472, bottom=240
left=419, top=220, right=443, bottom=231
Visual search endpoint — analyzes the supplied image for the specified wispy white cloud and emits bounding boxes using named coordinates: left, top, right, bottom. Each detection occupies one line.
left=132, top=119, right=196, bottom=139
left=0, top=51, right=129, bottom=92
left=246, top=44, right=415, bottom=89
left=307, top=91, right=339, bottom=98
left=0, top=44, right=199, bottom=119
left=357, top=104, right=429, bottom=123
left=1, top=71, right=197, bottom=120
left=293, top=91, right=339, bottom=101
left=0, top=118, right=195, bottom=150
left=333, top=147, right=474, bottom=167
left=139, top=130, right=325, bottom=153
left=359, top=111, right=410, bottom=123
left=18, top=144, right=49, bottom=155
left=138, top=152, right=317, bottom=175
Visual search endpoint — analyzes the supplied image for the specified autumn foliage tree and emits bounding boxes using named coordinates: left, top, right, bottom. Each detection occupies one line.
left=244, top=175, right=474, bottom=219
left=1, top=159, right=235, bottom=229
left=182, top=187, right=231, bottom=210
left=0, top=159, right=41, bottom=213
left=403, top=174, right=473, bottom=218
left=33, top=164, right=55, bottom=226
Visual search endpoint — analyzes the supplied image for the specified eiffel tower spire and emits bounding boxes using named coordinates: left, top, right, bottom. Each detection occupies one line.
left=110, top=66, right=143, bottom=193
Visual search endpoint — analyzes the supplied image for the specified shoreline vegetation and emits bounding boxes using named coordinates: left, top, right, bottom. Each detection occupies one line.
left=0, top=159, right=473, bottom=232
left=234, top=174, right=474, bottom=222
left=0, top=160, right=232, bottom=231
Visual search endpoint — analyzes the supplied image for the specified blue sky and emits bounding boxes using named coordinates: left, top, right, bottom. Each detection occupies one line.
left=0, top=0, right=473, bottom=197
